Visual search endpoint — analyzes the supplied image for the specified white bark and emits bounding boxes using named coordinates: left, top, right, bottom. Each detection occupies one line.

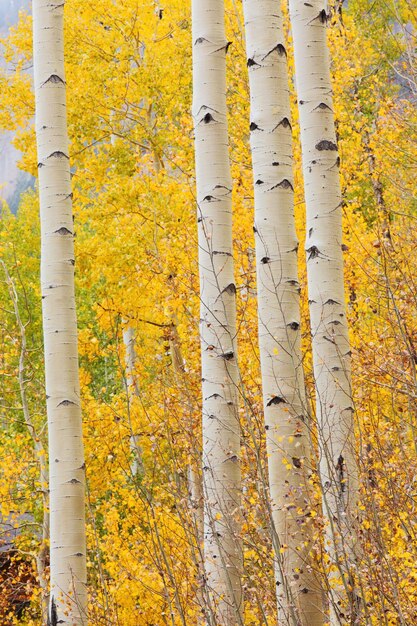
left=123, top=326, right=143, bottom=476
left=188, top=464, right=205, bottom=625
left=288, top=1, right=360, bottom=622
left=192, top=1, right=242, bottom=623
left=243, top=3, right=323, bottom=624
left=33, top=2, right=87, bottom=624
left=109, top=130, right=143, bottom=478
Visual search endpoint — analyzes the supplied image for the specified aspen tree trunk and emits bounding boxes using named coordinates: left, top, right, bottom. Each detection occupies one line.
left=166, top=317, right=205, bottom=623
left=288, top=1, right=360, bottom=623
left=108, top=126, right=143, bottom=477
left=33, top=2, right=87, bottom=624
left=188, top=464, right=205, bottom=625
left=123, top=326, right=143, bottom=476
left=192, top=1, right=243, bottom=623
left=243, top=3, right=323, bottom=624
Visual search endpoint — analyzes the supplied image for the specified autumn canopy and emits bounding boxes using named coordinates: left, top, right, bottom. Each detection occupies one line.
left=0, top=1, right=417, bottom=625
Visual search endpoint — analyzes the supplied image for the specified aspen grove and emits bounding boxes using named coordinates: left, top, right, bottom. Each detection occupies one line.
left=1, top=1, right=417, bottom=625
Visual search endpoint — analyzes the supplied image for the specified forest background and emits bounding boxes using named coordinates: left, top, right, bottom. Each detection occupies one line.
left=1, top=0, right=417, bottom=624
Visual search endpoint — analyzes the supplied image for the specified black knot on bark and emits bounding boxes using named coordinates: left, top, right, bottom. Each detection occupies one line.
left=307, top=246, right=319, bottom=259
left=247, top=57, right=259, bottom=67
left=277, top=43, right=287, bottom=56
left=292, top=457, right=302, bottom=468
left=316, top=102, right=331, bottom=111
left=319, top=8, right=328, bottom=23
left=261, top=256, right=271, bottom=264
left=43, top=74, right=65, bottom=85
left=336, top=455, right=346, bottom=492
left=55, top=227, right=72, bottom=235
left=203, top=195, right=215, bottom=202
left=222, top=283, right=236, bottom=295
left=48, top=150, right=69, bottom=159
left=219, top=351, right=234, bottom=361
left=203, top=112, right=215, bottom=124
left=271, top=43, right=287, bottom=57
left=58, top=399, right=76, bottom=406
left=279, top=117, right=292, bottom=129
left=287, top=321, right=300, bottom=331
left=267, top=396, right=285, bottom=407
left=250, top=121, right=260, bottom=131
left=276, top=179, right=294, bottom=191
left=255, top=179, right=264, bottom=185
left=324, top=298, right=339, bottom=305
left=315, top=140, right=337, bottom=151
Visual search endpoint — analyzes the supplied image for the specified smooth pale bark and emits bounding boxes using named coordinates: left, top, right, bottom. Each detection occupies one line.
left=288, top=1, right=360, bottom=622
left=123, top=326, right=144, bottom=476
left=188, top=464, right=205, bottom=625
left=166, top=318, right=205, bottom=622
left=33, top=2, right=87, bottom=624
left=243, top=2, right=324, bottom=624
left=109, top=124, right=143, bottom=477
left=192, top=1, right=242, bottom=623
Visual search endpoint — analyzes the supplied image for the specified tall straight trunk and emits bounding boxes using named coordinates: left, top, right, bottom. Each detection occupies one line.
left=243, top=2, right=323, bottom=624
left=192, top=2, right=242, bottom=623
left=166, top=318, right=205, bottom=623
left=288, top=1, right=360, bottom=622
left=33, top=2, right=87, bottom=624
left=108, top=126, right=143, bottom=478
left=123, top=326, right=143, bottom=476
